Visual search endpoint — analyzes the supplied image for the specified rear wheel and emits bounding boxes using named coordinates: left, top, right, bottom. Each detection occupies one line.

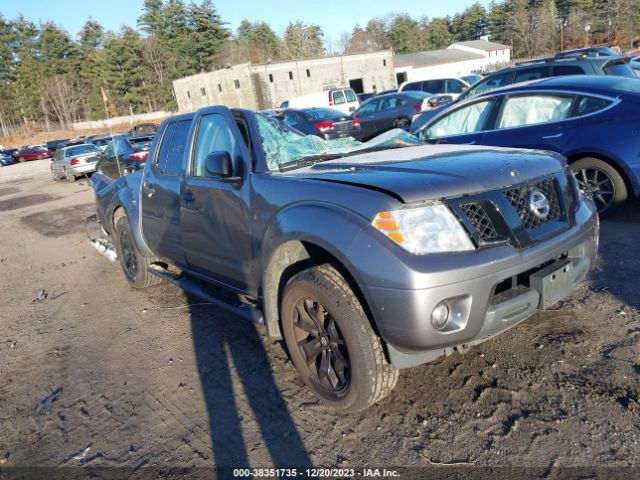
left=51, top=168, right=58, bottom=181
left=571, top=157, right=627, bottom=218
left=113, top=214, right=161, bottom=289
left=394, top=117, right=410, bottom=130
left=281, top=264, right=398, bottom=412
left=18, top=158, right=25, bottom=163
left=64, top=169, right=76, bottom=183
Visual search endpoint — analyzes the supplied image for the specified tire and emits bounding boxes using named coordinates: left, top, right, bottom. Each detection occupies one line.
left=18, top=158, right=25, bottom=163
left=113, top=214, right=161, bottom=289
left=394, top=117, right=410, bottom=130
left=571, top=157, right=627, bottom=218
left=281, top=264, right=398, bottom=412
left=51, top=168, right=58, bottom=181
left=64, top=169, right=76, bottom=183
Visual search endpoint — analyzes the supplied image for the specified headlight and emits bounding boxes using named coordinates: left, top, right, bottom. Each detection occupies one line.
left=372, top=204, right=475, bottom=254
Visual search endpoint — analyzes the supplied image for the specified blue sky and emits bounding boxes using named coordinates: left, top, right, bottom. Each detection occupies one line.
left=0, top=0, right=492, bottom=44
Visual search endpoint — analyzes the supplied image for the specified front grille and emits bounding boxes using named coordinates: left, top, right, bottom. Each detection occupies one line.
left=504, top=177, right=561, bottom=230
left=461, top=203, right=498, bottom=242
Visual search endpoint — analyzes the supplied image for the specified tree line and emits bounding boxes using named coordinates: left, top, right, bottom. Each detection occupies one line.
left=0, top=0, right=638, bottom=135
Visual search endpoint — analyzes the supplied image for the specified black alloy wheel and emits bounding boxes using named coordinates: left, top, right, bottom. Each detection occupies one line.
left=291, top=297, right=350, bottom=397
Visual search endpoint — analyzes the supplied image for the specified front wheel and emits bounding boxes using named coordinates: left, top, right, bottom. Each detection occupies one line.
left=571, top=157, right=627, bottom=218
left=113, top=214, right=161, bottom=289
left=281, top=264, right=398, bottom=412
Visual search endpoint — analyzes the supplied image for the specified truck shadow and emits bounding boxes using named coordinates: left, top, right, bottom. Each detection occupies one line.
left=186, top=292, right=312, bottom=471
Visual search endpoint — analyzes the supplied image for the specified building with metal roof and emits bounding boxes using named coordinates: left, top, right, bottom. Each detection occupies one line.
left=394, top=39, right=511, bottom=85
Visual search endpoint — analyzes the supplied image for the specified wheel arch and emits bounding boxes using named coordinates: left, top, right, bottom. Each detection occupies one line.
left=566, top=151, right=638, bottom=198
left=260, top=203, right=385, bottom=346
left=262, top=239, right=385, bottom=352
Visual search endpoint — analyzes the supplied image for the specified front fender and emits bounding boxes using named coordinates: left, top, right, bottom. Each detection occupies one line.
left=260, top=202, right=373, bottom=338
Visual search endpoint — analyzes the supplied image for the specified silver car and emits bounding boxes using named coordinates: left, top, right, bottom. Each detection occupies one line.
left=51, top=144, right=102, bottom=182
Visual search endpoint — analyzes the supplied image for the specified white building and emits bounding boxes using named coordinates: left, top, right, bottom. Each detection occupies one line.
left=394, top=40, right=511, bottom=85
left=173, top=51, right=395, bottom=112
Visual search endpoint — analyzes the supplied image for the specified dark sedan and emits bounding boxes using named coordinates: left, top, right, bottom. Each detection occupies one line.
left=15, top=146, right=51, bottom=162
left=279, top=108, right=361, bottom=140
left=352, top=91, right=433, bottom=140
left=96, top=134, right=153, bottom=179
left=0, top=153, right=15, bottom=166
left=45, top=139, right=70, bottom=154
left=415, top=75, right=640, bottom=216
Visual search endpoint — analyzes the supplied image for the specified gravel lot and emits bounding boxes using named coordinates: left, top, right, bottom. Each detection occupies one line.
left=1, top=159, right=639, bottom=477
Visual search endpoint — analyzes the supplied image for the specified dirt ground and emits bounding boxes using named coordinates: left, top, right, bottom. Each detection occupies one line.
left=0, top=159, right=639, bottom=478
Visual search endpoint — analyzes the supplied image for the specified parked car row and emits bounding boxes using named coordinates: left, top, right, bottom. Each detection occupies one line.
left=413, top=74, right=640, bottom=217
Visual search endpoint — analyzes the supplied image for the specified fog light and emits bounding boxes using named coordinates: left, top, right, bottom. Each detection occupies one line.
left=431, top=302, right=450, bottom=329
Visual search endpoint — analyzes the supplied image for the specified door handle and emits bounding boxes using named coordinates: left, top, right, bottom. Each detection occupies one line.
left=542, top=133, right=563, bottom=139
left=142, top=182, right=155, bottom=197
left=464, top=141, right=477, bottom=145
left=181, top=191, right=195, bottom=205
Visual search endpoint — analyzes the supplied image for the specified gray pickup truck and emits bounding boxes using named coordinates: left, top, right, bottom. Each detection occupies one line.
left=91, top=106, right=599, bottom=411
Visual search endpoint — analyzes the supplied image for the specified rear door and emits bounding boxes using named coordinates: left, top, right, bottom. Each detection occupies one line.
left=331, top=90, right=348, bottom=114
left=180, top=107, right=255, bottom=293
left=141, top=118, right=191, bottom=264
left=343, top=89, right=359, bottom=113
left=481, top=93, right=577, bottom=152
left=354, top=99, right=379, bottom=139
left=374, top=96, right=404, bottom=132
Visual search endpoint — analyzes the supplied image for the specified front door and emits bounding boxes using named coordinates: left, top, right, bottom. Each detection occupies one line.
left=180, top=108, right=255, bottom=293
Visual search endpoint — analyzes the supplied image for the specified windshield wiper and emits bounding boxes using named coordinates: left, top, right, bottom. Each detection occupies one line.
left=278, top=152, right=345, bottom=171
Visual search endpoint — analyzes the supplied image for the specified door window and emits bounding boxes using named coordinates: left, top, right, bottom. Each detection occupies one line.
left=156, top=120, right=191, bottom=175
left=553, top=65, right=585, bottom=76
left=402, top=81, right=423, bottom=91
left=356, top=100, right=378, bottom=115
left=114, top=137, right=129, bottom=155
left=192, top=114, right=239, bottom=177
left=103, top=143, right=115, bottom=157
left=345, top=89, right=357, bottom=102
left=424, top=100, right=493, bottom=139
left=573, top=95, right=612, bottom=116
left=422, top=79, right=446, bottom=94
left=513, top=67, right=549, bottom=83
left=446, top=79, right=466, bottom=94
left=332, top=91, right=346, bottom=105
left=466, top=71, right=511, bottom=98
left=155, top=122, right=176, bottom=170
left=497, top=95, right=573, bottom=128
left=282, top=111, right=304, bottom=126
left=378, top=97, right=399, bottom=111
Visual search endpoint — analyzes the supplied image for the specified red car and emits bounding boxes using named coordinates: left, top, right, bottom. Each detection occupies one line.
left=15, top=146, right=51, bottom=162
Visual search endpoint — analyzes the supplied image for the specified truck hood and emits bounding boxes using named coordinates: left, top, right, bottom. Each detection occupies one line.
left=287, top=144, right=565, bottom=203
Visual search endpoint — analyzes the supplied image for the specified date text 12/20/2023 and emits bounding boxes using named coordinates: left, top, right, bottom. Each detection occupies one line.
left=232, top=468, right=400, bottom=478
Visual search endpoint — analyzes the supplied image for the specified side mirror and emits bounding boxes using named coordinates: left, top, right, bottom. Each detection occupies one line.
left=205, top=151, right=233, bottom=178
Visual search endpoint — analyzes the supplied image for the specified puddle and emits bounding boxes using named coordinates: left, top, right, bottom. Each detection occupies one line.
left=0, top=193, right=60, bottom=211
left=20, top=204, right=95, bottom=237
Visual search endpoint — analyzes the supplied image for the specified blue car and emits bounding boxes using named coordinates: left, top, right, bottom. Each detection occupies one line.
left=352, top=91, right=434, bottom=140
left=415, top=75, right=640, bottom=216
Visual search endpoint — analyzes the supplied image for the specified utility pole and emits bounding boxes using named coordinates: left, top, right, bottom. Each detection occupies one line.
left=560, top=18, right=568, bottom=51
left=585, top=24, right=591, bottom=48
